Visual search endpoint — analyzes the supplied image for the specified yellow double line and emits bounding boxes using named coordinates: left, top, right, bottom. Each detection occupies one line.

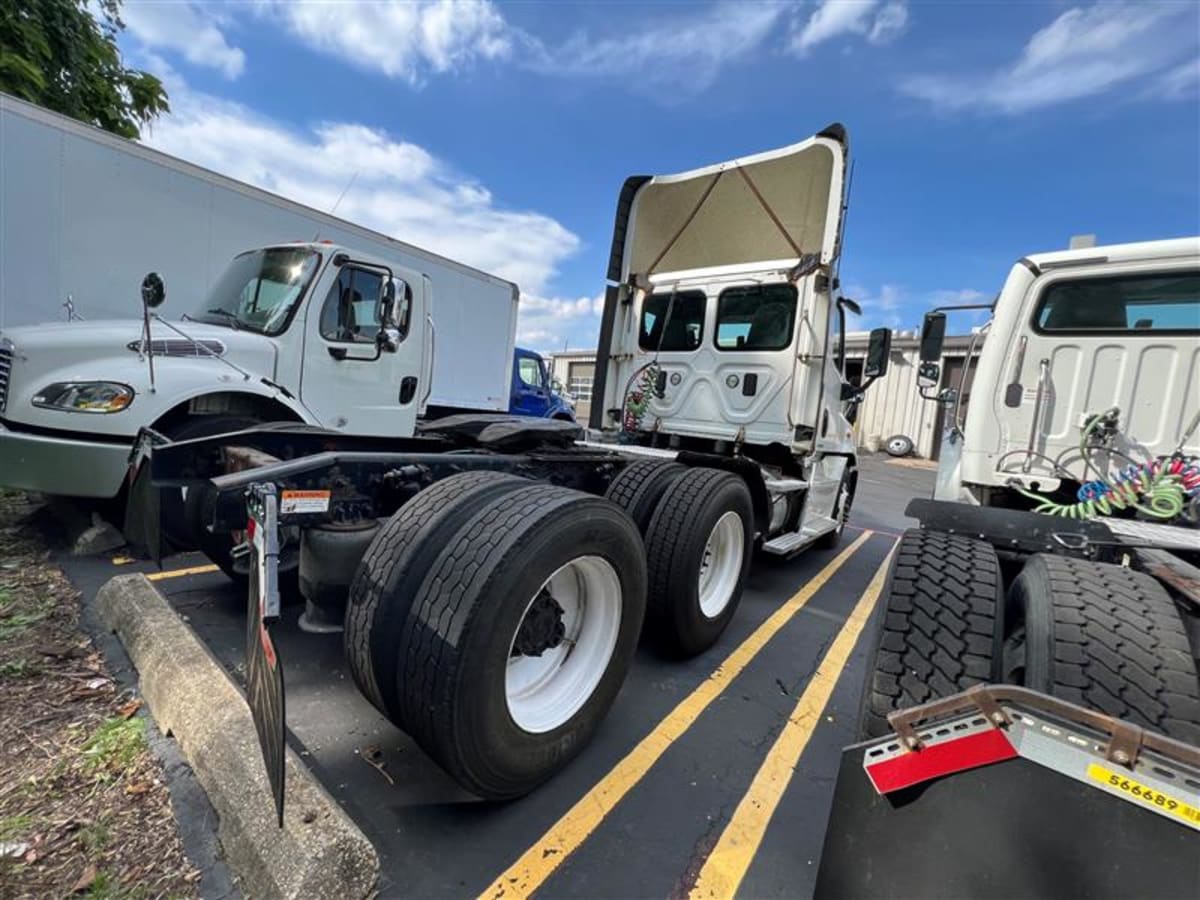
left=482, top=530, right=888, bottom=899
left=688, top=555, right=892, bottom=898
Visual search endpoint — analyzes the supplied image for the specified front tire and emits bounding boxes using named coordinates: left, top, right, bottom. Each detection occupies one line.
left=162, top=414, right=262, bottom=551
left=814, top=467, right=856, bottom=550
left=644, top=468, right=754, bottom=657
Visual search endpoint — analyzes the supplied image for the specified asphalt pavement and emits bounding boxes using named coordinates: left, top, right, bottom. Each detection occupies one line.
left=58, top=454, right=935, bottom=899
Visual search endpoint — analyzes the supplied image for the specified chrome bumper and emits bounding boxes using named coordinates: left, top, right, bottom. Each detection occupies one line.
left=0, top=421, right=131, bottom=498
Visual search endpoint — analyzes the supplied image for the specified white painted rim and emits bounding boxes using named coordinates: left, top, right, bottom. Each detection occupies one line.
left=698, top=511, right=745, bottom=618
left=887, top=437, right=911, bottom=455
left=506, top=556, right=622, bottom=734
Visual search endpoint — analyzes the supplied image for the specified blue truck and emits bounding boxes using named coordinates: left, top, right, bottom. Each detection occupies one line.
left=509, top=347, right=576, bottom=421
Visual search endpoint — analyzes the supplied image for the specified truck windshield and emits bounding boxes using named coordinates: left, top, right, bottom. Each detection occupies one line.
left=194, top=248, right=321, bottom=335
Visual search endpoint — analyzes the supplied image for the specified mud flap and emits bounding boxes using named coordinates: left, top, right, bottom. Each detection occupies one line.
left=246, top=484, right=286, bottom=827
left=122, top=428, right=168, bottom=560
left=815, top=693, right=1200, bottom=899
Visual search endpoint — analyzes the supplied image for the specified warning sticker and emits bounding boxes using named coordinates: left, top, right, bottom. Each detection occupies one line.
left=1087, top=763, right=1200, bottom=829
left=280, top=489, right=331, bottom=515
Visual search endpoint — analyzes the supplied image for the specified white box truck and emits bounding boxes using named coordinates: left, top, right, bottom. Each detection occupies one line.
left=0, top=94, right=576, bottom=519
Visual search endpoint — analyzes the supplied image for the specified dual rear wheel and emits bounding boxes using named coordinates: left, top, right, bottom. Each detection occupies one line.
left=345, top=472, right=647, bottom=799
left=604, top=460, right=755, bottom=656
left=858, top=528, right=1200, bottom=744
left=344, top=461, right=758, bottom=797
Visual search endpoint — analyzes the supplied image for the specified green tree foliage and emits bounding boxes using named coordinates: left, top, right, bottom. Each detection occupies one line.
left=0, top=0, right=168, bottom=139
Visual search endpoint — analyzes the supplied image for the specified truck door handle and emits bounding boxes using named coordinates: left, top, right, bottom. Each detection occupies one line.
left=742, top=373, right=758, bottom=396
left=399, top=377, right=418, bottom=404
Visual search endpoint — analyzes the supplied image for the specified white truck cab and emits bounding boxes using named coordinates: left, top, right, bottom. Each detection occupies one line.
left=591, top=124, right=891, bottom=553
left=0, top=241, right=517, bottom=500
left=921, top=236, right=1200, bottom=513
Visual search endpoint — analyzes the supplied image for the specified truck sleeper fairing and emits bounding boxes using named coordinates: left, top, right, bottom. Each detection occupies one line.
left=591, top=126, right=850, bottom=444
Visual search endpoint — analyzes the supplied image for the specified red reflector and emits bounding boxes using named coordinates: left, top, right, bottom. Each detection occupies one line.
left=246, top=518, right=256, bottom=539
left=865, top=729, right=1017, bottom=794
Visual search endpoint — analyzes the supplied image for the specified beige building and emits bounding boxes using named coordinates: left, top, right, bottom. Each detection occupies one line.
left=546, top=350, right=598, bottom=424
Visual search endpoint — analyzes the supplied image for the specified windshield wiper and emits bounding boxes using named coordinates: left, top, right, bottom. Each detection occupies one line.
left=203, top=308, right=242, bottom=330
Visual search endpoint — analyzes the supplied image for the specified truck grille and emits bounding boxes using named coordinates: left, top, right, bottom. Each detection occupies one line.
left=0, top=339, right=12, bottom=415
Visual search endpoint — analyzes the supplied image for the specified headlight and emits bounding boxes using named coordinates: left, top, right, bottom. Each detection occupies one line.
left=32, top=382, right=135, bottom=414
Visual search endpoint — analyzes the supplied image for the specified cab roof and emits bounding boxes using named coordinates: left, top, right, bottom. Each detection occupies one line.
left=1026, top=236, right=1199, bottom=270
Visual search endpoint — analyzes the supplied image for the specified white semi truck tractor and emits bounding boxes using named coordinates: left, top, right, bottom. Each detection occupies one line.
left=816, top=237, right=1200, bottom=899
left=128, top=125, right=895, bottom=811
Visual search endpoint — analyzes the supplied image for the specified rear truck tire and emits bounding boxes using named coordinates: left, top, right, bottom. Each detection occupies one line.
left=161, top=414, right=262, bottom=551
left=344, top=471, right=530, bottom=718
left=814, top=467, right=856, bottom=550
left=604, top=459, right=686, bottom=534
left=644, top=467, right=754, bottom=657
left=1004, top=554, right=1200, bottom=745
left=884, top=434, right=914, bottom=457
left=858, top=529, right=1003, bottom=739
left=380, top=484, right=647, bottom=799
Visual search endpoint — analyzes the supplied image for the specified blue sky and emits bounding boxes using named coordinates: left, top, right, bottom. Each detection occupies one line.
left=116, top=0, right=1200, bottom=350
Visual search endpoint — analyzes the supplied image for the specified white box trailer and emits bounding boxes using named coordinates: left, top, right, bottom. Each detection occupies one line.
left=0, top=93, right=518, bottom=414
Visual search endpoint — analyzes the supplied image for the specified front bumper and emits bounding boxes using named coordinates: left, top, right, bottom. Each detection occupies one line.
left=0, top=420, right=132, bottom=498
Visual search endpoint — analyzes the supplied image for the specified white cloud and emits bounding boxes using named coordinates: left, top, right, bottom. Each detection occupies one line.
left=790, top=1, right=908, bottom=55
left=530, top=2, right=794, bottom=94
left=122, top=2, right=246, bottom=79
left=846, top=284, right=987, bottom=331
left=901, top=2, right=1199, bottom=114
left=1155, top=59, right=1200, bottom=100
left=265, top=0, right=513, bottom=85
left=516, top=294, right=605, bottom=351
left=139, top=83, right=579, bottom=297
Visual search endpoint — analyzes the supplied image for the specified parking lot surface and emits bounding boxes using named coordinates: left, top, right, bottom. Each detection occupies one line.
left=60, top=455, right=933, bottom=898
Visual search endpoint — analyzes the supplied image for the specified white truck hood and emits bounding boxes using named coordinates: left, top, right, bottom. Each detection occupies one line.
left=619, top=124, right=848, bottom=282
left=0, top=319, right=279, bottom=430
left=1, top=319, right=276, bottom=381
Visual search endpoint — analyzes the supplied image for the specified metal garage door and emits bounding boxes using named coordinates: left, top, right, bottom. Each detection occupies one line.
left=568, top=362, right=595, bottom=423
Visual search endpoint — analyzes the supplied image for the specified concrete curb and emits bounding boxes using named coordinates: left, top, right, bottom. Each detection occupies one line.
left=96, top=574, right=379, bottom=899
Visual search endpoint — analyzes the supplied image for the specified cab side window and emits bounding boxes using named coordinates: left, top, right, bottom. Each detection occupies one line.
left=320, top=268, right=384, bottom=343
left=518, top=357, right=545, bottom=389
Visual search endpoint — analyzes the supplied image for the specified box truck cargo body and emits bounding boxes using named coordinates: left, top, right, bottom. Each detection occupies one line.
left=0, top=93, right=518, bottom=414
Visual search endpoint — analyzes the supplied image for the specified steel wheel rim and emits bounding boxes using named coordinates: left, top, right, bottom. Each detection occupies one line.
left=697, top=511, right=745, bottom=618
left=506, top=555, right=622, bottom=734
left=888, top=437, right=910, bottom=455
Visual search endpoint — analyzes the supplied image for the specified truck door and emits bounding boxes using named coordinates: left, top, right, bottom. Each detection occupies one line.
left=300, top=265, right=424, bottom=435
left=511, top=349, right=552, bottom=417
left=997, top=263, right=1199, bottom=463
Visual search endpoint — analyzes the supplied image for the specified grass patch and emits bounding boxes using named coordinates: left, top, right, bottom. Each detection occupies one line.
left=77, top=818, right=111, bottom=853
left=81, top=718, right=147, bottom=777
left=0, top=814, right=32, bottom=841
left=0, top=658, right=41, bottom=678
left=0, top=594, right=55, bottom=642
left=84, top=870, right=147, bottom=900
